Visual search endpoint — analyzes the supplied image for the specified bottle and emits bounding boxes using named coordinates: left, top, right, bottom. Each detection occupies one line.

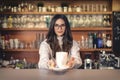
left=7, top=16, right=13, bottom=28
left=85, top=15, right=90, bottom=26
left=93, top=33, right=97, bottom=48
left=85, top=38, right=88, bottom=49
left=102, top=33, right=106, bottom=48
left=81, top=35, right=85, bottom=48
left=78, top=15, right=83, bottom=26
left=103, top=15, right=107, bottom=26
left=23, top=58, right=27, bottom=69
left=1, top=36, right=5, bottom=49
left=106, top=34, right=112, bottom=48
left=96, top=32, right=103, bottom=48
left=2, top=16, right=8, bottom=28
left=106, top=15, right=110, bottom=26
left=68, top=5, right=72, bottom=12
left=88, top=33, right=93, bottom=48
left=72, top=15, right=76, bottom=27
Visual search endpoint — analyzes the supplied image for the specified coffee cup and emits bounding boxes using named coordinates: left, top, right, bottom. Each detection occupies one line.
left=56, top=52, right=68, bottom=68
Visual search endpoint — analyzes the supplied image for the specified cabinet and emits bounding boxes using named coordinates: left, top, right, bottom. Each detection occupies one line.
left=0, top=0, right=114, bottom=65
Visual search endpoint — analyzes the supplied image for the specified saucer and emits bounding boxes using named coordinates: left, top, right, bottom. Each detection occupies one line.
left=52, top=66, right=69, bottom=72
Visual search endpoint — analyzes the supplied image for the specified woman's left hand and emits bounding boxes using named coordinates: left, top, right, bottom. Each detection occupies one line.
left=48, top=59, right=56, bottom=69
left=66, top=57, right=75, bottom=68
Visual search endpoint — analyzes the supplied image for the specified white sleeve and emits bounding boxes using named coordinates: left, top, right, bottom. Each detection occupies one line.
left=38, top=41, right=50, bottom=69
left=71, top=40, right=82, bottom=68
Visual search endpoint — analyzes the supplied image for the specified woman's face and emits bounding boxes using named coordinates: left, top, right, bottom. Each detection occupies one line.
left=54, top=18, right=66, bottom=37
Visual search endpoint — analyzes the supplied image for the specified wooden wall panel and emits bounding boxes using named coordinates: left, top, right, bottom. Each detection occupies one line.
left=112, top=0, right=120, bottom=11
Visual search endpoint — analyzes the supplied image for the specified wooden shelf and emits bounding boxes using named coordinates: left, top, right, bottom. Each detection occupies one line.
left=71, top=27, right=112, bottom=31
left=0, top=28, right=48, bottom=31
left=0, top=27, right=112, bottom=31
left=0, top=11, right=112, bottom=15
left=80, top=48, right=112, bottom=52
left=2, top=48, right=112, bottom=52
left=3, top=49, right=38, bottom=52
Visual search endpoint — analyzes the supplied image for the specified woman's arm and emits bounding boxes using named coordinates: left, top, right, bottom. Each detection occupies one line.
left=38, top=41, right=50, bottom=69
left=70, top=40, right=82, bottom=68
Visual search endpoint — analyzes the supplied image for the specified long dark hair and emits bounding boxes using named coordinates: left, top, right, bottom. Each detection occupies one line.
left=46, top=14, right=73, bottom=58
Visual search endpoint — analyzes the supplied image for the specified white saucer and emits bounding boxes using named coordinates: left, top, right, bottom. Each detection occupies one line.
left=52, top=66, right=69, bottom=72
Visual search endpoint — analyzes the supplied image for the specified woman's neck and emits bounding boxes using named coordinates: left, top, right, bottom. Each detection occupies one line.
left=57, top=36, right=63, bottom=50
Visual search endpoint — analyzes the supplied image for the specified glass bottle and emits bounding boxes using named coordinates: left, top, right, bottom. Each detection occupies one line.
left=68, top=5, right=72, bottom=12
left=103, top=5, right=107, bottom=12
left=76, top=6, right=81, bottom=12
left=96, top=32, right=103, bottom=48
left=93, top=33, right=97, bottom=48
left=1, top=36, right=5, bottom=49
left=85, top=37, right=88, bottom=49
left=81, top=35, right=85, bottom=48
left=106, top=15, right=110, bottom=26
left=78, top=15, right=83, bottom=26
left=69, top=15, right=74, bottom=27
left=88, top=33, right=93, bottom=48
left=82, top=15, right=87, bottom=27
left=85, top=15, right=90, bottom=27
left=2, top=16, right=8, bottom=28
left=106, top=34, right=112, bottom=48
left=91, top=15, right=96, bottom=27
left=7, top=16, right=13, bottom=28
left=103, top=15, right=107, bottom=27
left=76, top=15, right=80, bottom=27
left=97, top=15, right=103, bottom=27
left=102, top=33, right=106, bottom=48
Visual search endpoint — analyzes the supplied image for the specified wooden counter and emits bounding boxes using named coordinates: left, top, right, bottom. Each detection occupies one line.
left=0, top=69, right=120, bottom=80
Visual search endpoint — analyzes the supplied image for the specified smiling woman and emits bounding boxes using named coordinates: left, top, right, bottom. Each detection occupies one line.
left=38, top=14, right=82, bottom=69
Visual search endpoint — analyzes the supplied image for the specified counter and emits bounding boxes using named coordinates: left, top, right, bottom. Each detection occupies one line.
left=0, top=69, right=120, bottom=80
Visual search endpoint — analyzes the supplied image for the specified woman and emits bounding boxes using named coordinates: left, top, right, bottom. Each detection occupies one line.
left=38, top=14, right=82, bottom=69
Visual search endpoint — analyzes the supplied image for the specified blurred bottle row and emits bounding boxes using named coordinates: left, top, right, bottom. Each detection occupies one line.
left=0, top=2, right=109, bottom=12
left=0, top=32, right=112, bottom=50
left=0, top=14, right=111, bottom=28
left=78, top=32, right=112, bottom=49
left=0, top=33, right=46, bottom=49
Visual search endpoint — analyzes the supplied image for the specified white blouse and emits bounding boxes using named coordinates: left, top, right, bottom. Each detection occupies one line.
left=38, top=36, right=82, bottom=69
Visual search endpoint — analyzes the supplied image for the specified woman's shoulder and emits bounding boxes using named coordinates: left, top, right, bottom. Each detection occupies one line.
left=40, top=39, right=49, bottom=46
left=72, top=40, right=80, bottom=48
left=73, top=40, right=79, bottom=45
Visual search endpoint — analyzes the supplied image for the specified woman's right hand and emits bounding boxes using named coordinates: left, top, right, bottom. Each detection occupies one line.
left=48, top=59, right=56, bottom=69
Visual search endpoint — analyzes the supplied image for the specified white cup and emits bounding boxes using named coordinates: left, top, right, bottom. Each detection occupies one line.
left=56, top=52, right=68, bottom=68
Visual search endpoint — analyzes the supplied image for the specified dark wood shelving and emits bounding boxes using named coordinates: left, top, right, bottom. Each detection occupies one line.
left=71, top=27, right=112, bottom=31
left=0, top=28, right=48, bottom=31
left=80, top=48, right=112, bottom=52
left=3, top=49, right=39, bottom=52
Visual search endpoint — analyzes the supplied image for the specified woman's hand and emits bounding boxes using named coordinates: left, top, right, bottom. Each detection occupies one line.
left=66, top=57, right=75, bottom=68
left=48, top=59, right=56, bottom=69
